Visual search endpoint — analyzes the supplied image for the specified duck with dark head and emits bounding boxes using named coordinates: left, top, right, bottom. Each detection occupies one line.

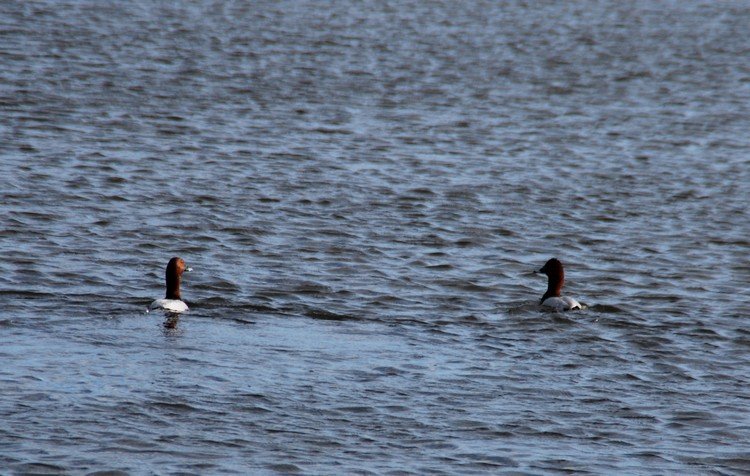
left=536, top=258, right=582, bottom=311
left=150, top=257, right=191, bottom=313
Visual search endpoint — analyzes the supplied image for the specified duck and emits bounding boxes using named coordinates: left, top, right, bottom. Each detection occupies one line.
left=536, top=258, right=582, bottom=311
left=149, top=257, right=191, bottom=313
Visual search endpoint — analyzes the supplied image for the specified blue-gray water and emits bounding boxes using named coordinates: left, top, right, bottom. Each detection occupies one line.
left=2, top=1, right=749, bottom=474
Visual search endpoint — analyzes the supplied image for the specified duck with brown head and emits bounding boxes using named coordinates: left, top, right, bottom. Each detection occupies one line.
left=149, top=257, right=191, bottom=313
left=536, top=258, right=581, bottom=311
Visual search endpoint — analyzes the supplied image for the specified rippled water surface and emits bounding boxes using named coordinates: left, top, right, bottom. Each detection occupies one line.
left=2, top=1, right=750, bottom=474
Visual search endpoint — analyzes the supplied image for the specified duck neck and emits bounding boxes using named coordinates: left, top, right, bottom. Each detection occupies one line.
left=166, top=274, right=181, bottom=300
left=541, top=276, right=563, bottom=303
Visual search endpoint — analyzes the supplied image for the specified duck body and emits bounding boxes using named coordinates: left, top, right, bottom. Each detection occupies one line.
left=150, top=257, right=190, bottom=314
left=537, top=258, right=581, bottom=311
left=541, top=296, right=581, bottom=311
left=149, top=298, right=189, bottom=313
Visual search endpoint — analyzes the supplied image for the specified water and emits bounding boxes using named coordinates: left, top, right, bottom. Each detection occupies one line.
left=2, top=0, right=749, bottom=473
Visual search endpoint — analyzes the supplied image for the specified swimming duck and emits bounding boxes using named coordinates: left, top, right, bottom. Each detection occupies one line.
left=537, top=258, right=581, bottom=311
left=149, top=257, right=190, bottom=313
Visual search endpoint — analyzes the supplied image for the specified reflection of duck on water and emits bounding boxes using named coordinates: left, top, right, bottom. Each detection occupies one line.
left=164, top=313, right=180, bottom=329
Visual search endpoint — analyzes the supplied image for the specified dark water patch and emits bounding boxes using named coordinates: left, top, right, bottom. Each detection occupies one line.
left=305, top=308, right=360, bottom=322
left=267, top=463, right=303, bottom=473
left=589, top=304, right=626, bottom=314
left=148, top=401, right=199, bottom=412
left=12, top=462, right=69, bottom=475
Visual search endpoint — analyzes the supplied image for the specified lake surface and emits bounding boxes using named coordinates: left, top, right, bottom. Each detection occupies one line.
left=2, top=0, right=749, bottom=474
